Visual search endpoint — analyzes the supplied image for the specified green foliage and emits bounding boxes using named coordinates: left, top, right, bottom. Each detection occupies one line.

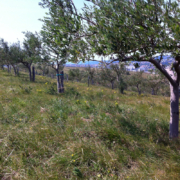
left=45, top=85, right=57, bottom=95
left=73, top=168, right=83, bottom=178
left=19, top=85, right=33, bottom=94
left=118, top=77, right=127, bottom=94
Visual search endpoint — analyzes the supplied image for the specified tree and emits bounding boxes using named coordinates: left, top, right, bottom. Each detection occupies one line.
left=22, top=31, right=42, bottom=81
left=0, top=46, right=6, bottom=70
left=0, top=39, right=11, bottom=73
left=110, top=63, right=127, bottom=93
left=110, top=63, right=127, bottom=82
left=68, top=69, right=83, bottom=82
left=80, top=0, right=180, bottom=138
left=8, top=43, right=23, bottom=76
left=146, top=69, right=167, bottom=95
left=40, top=0, right=180, bottom=138
left=99, top=63, right=117, bottom=89
left=127, top=71, right=144, bottom=95
left=85, top=65, right=96, bottom=86
left=39, top=0, right=83, bottom=93
left=36, top=62, right=49, bottom=76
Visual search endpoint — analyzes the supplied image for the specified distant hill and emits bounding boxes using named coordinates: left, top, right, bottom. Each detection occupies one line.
left=66, top=55, right=175, bottom=68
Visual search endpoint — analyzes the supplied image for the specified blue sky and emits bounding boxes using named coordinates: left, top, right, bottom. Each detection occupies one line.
left=0, top=0, right=85, bottom=44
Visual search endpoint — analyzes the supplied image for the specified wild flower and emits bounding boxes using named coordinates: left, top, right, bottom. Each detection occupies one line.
left=45, top=82, right=48, bottom=85
left=115, top=102, right=118, bottom=105
left=97, top=174, right=101, bottom=177
left=71, top=154, right=74, bottom=157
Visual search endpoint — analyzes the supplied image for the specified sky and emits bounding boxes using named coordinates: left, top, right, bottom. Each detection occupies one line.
left=0, top=0, right=85, bottom=44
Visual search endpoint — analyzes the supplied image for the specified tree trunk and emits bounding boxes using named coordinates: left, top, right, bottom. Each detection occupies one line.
left=43, top=70, right=45, bottom=76
left=111, top=81, right=114, bottom=89
left=56, top=69, right=61, bottom=93
left=169, top=84, right=179, bottom=138
left=28, top=65, right=32, bottom=81
left=17, top=67, right=19, bottom=76
left=137, top=85, right=141, bottom=95
left=151, top=88, right=155, bottom=95
left=1, top=65, right=4, bottom=70
left=32, top=66, right=35, bottom=82
left=7, top=65, right=10, bottom=73
left=12, top=65, right=16, bottom=76
left=60, top=71, right=64, bottom=93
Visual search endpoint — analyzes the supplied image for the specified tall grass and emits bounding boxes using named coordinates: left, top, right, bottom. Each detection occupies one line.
left=0, top=70, right=180, bottom=179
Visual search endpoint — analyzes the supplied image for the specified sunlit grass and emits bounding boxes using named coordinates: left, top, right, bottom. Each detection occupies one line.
left=0, top=69, right=180, bottom=179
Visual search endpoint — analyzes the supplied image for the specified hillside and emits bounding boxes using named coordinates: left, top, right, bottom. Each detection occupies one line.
left=0, top=70, right=180, bottom=180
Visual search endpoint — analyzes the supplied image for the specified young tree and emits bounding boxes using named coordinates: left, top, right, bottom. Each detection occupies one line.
left=146, top=69, right=167, bottom=95
left=110, top=63, right=127, bottom=93
left=85, top=65, right=96, bottom=86
left=39, top=0, right=83, bottom=93
left=0, top=39, right=11, bottom=73
left=9, top=43, right=23, bottom=76
left=19, top=32, right=42, bottom=81
left=127, top=71, right=144, bottom=95
left=68, top=68, right=83, bottom=82
left=99, top=63, right=117, bottom=89
left=110, top=63, right=127, bottom=82
left=0, top=46, right=6, bottom=70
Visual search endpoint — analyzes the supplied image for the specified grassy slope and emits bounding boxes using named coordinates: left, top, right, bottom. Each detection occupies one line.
left=0, top=70, right=180, bottom=180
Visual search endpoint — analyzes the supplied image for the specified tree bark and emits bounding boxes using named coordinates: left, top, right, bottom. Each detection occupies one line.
left=60, top=71, right=64, bottom=93
left=17, top=67, right=19, bottom=76
left=137, top=85, right=141, bottom=95
left=32, top=66, right=35, bottom=82
left=56, top=69, right=61, bottom=93
left=28, top=65, right=32, bottom=81
left=91, top=78, right=94, bottom=85
left=12, top=65, right=16, bottom=76
left=151, top=88, right=155, bottom=95
left=7, top=65, right=10, bottom=73
left=111, top=81, right=114, bottom=89
left=169, top=84, right=179, bottom=138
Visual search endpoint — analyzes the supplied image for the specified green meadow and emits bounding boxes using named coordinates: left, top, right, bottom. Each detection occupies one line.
left=0, top=69, right=180, bottom=180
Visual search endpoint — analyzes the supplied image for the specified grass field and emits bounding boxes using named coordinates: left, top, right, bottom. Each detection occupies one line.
left=0, top=69, right=180, bottom=180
